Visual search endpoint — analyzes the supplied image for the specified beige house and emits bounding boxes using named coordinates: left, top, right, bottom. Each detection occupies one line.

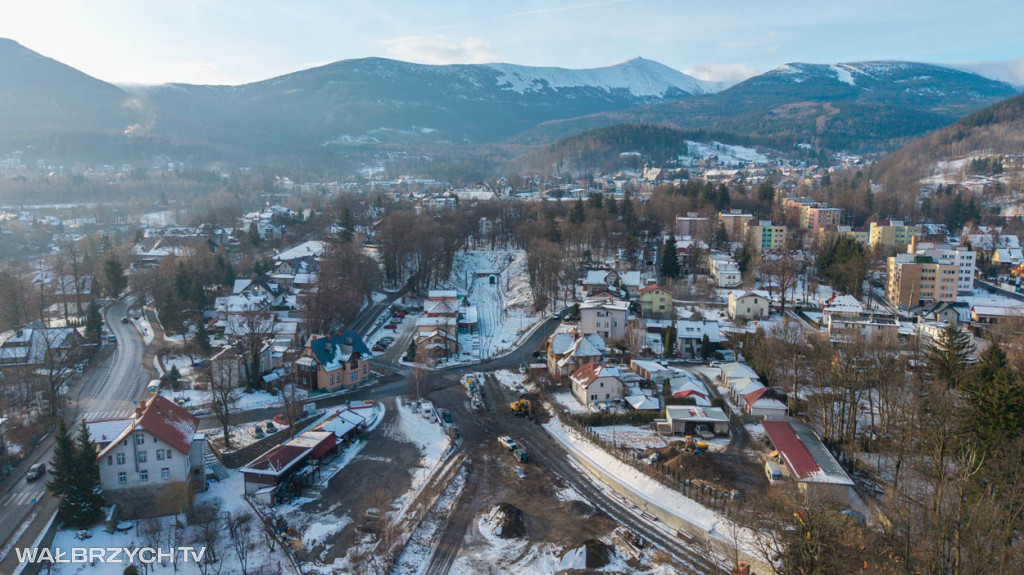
left=638, top=284, right=673, bottom=318
left=570, top=362, right=626, bottom=407
left=295, top=331, right=372, bottom=391
left=92, top=396, right=205, bottom=518
left=728, top=290, right=770, bottom=320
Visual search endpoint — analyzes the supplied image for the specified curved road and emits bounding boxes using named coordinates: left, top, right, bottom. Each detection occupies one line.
left=0, top=297, right=151, bottom=573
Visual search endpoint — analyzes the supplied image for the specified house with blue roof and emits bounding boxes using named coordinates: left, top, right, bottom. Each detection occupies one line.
left=294, top=331, right=372, bottom=392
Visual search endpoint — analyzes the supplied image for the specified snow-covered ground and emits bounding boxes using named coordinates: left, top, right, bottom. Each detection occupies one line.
left=160, top=386, right=307, bottom=416
left=958, top=287, right=1024, bottom=310
left=131, top=314, right=155, bottom=346
left=44, top=471, right=293, bottom=575
left=552, top=391, right=591, bottom=414
left=591, top=424, right=671, bottom=449
left=445, top=249, right=546, bottom=362
left=492, top=369, right=538, bottom=394
left=685, top=140, right=768, bottom=166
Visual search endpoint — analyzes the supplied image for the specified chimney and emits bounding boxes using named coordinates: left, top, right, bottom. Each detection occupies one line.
left=909, top=235, right=917, bottom=255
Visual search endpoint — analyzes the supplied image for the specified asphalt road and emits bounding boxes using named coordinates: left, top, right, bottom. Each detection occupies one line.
left=0, top=297, right=151, bottom=573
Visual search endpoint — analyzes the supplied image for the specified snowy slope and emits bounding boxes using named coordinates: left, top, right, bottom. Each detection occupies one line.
left=487, top=57, right=722, bottom=97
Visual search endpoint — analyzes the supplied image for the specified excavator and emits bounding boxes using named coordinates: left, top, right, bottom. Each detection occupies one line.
left=683, top=435, right=709, bottom=455
left=510, top=398, right=533, bottom=419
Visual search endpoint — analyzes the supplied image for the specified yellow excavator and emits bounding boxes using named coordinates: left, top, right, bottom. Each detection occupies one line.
left=510, top=398, right=533, bottom=418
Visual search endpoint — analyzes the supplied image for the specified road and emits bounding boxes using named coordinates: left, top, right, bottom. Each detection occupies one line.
left=0, top=298, right=152, bottom=573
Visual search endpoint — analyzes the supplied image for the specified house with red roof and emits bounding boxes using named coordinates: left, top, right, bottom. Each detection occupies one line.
left=638, top=284, right=673, bottom=319
left=93, top=395, right=206, bottom=517
left=570, top=362, right=626, bottom=407
left=760, top=420, right=858, bottom=506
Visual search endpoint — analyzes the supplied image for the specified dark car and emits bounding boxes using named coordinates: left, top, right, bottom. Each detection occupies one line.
left=26, top=463, right=46, bottom=482
left=121, top=316, right=129, bottom=324
left=380, top=337, right=395, bottom=344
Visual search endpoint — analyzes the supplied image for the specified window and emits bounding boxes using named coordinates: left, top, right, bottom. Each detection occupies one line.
left=165, top=449, right=172, bottom=460
left=350, top=372, right=357, bottom=381
left=135, top=432, right=145, bottom=445
left=161, top=468, right=170, bottom=480
left=116, top=453, right=125, bottom=465
left=107, top=456, right=113, bottom=466
left=138, top=450, right=147, bottom=463
left=157, top=450, right=165, bottom=461
left=139, top=469, right=148, bottom=482
left=118, top=472, right=127, bottom=484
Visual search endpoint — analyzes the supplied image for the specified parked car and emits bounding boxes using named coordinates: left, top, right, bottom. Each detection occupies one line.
left=384, top=324, right=397, bottom=330
left=273, top=413, right=289, bottom=425
left=373, top=344, right=386, bottom=352
left=265, top=422, right=277, bottom=433
left=26, top=463, right=46, bottom=482
left=253, top=426, right=265, bottom=439
left=380, top=336, right=395, bottom=343
left=393, top=312, right=405, bottom=319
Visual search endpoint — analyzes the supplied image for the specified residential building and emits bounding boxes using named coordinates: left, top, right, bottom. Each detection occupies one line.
left=674, top=319, right=722, bottom=358
left=582, top=269, right=619, bottom=293
left=747, top=221, right=787, bottom=253
left=837, top=226, right=869, bottom=245
left=885, top=253, right=958, bottom=308
left=579, top=298, right=629, bottom=343
left=295, top=331, right=371, bottom=391
left=638, top=284, right=673, bottom=318
left=708, top=253, right=742, bottom=288
left=719, top=210, right=754, bottom=242
left=0, top=323, right=84, bottom=371
left=545, top=330, right=607, bottom=382
left=570, top=362, right=626, bottom=407
left=971, top=305, right=1024, bottom=324
left=674, top=213, right=710, bottom=239
left=912, top=240, right=975, bottom=293
left=728, top=290, right=770, bottom=320
left=869, top=220, right=921, bottom=251
left=619, top=271, right=643, bottom=298
left=93, top=396, right=206, bottom=517
left=804, top=206, right=843, bottom=232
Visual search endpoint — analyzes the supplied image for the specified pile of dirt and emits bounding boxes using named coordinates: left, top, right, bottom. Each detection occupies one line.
left=559, top=539, right=613, bottom=570
left=487, top=502, right=526, bottom=538
left=563, top=499, right=595, bottom=517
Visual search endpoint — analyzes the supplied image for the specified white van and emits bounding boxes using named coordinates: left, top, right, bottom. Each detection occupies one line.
left=765, top=461, right=787, bottom=485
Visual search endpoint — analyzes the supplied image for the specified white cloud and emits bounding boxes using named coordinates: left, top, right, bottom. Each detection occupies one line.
left=951, top=57, right=1024, bottom=88
left=685, top=63, right=759, bottom=86
left=380, top=36, right=500, bottom=65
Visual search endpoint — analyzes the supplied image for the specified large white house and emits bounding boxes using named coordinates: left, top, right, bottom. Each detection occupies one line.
left=90, top=396, right=205, bottom=517
left=570, top=362, right=626, bottom=407
left=579, top=298, right=629, bottom=343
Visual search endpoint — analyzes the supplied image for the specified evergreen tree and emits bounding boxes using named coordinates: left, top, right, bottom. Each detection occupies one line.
left=965, top=343, right=1024, bottom=454
left=404, top=340, right=417, bottom=362
left=340, top=206, right=355, bottom=242
left=925, top=323, right=975, bottom=389
left=569, top=199, right=586, bottom=224
left=660, top=235, right=681, bottom=279
left=193, top=317, right=212, bottom=355
left=663, top=325, right=676, bottom=358
left=757, top=181, right=775, bottom=204
left=102, top=257, right=126, bottom=297
left=85, top=299, right=103, bottom=344
left=620, top=191, right=635, bottom=228
left=48, top=420, right=103, bottom=528
left=700, top=334, right=713, bottom=360
left=588, top=192, right=604, bottom=210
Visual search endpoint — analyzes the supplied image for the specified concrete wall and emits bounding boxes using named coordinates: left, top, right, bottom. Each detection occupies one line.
left=211, top=411, right=323, bottom=469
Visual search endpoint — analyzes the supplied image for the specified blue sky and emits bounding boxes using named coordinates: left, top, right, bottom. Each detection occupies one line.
left=2, top=0, right=1022, bottom=85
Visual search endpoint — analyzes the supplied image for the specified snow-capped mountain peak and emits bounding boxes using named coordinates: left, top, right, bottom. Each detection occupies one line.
left=485, top=57, right=722, bottom=98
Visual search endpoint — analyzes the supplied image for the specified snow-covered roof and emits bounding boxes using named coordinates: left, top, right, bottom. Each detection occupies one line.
left=625, top=394, right=661, bottom=411
left=273, top=241, right=326, bottom=261
left=675, top=320, right=721, bottom=342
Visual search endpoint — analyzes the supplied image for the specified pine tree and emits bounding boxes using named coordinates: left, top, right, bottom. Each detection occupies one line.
left=194, top=317, right=212, bottom=355
left=103, top=257, right=126, bottom=297
left=925, top=323, right=975, bottom=389
left=68, top=421, right=104, bottom=528
left=663, top=325, right=676, bottom=358
left=570, top=199, right=586, bottom=224
left=660, top=235, right=680, bottom=279
left=47, top=419, right=76, bottom=499
left=85, top=299, right=103, bottom=344
left=340, top=206, right=355, bottom=242
left=700, top=334, right=713, bottom=360
left=965, top=343, right=1024, bottom=454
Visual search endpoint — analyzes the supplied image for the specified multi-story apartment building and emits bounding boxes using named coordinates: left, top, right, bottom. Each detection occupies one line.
left=748, top=221, right=788, bottom=253
left=805, top=206, right=843, bottom=232
left=886, top=253, right=959, bottom=308
left=869, top=220, right=922, bottom=251
left=718, top=210, right=754, bottom=242
left=912, top=240, right=976, bottom=294
left=674, top=213, right=710, bottom=239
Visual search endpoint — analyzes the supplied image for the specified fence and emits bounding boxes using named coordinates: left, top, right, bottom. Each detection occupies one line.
left=208, top=411, right=324, bottom=469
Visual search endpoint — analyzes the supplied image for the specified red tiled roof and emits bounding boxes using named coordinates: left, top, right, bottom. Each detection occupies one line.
left=672, top=389, right=708, bottom=399
left=638, top=284, right=665, bottom=295
left=137, top=395, right=200, bottom=454
left=741, top=387, right=768, bottom=407
left=761, top=420, right=820, bottom=480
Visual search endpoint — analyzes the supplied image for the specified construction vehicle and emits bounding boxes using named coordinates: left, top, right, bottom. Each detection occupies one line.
left=513, top=448, right=529, bottom=463
left=510, top=398, right=533, bottom=418
left=498, top=436, right=518, bottom=451
left=683, top=435, right=709, bottom=455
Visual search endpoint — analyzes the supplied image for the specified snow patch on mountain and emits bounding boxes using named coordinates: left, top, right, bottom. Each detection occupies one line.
left=487, top=57, right=719, bottom=97
left=831, top=64, right=856, bottom=86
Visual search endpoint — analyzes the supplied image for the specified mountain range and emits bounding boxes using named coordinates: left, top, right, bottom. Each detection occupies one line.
left=0, top=37, right=1019, bottom=158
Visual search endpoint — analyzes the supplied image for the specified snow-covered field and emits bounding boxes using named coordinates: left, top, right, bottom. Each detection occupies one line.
left=552, top=391, right=591, bottom=414
left=591, top=424, right=671, bottom=449
left=492, top=369, right=538, bottom=394
left=131, top=314, right=155, bottom=346
left=386, top=399, right=452, bottom=511
left=160, top=386, right=307, bottom=416
left=685, top=140, right=768, bottom=165
left=958, top=287, right=1024, bottom=310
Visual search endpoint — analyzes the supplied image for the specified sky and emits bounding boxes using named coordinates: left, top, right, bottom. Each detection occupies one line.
left=1, top=0, right=1023, bottom=86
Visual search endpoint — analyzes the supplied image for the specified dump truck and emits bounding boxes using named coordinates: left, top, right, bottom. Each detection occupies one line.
left=510, top=398, right=533, bottom=418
